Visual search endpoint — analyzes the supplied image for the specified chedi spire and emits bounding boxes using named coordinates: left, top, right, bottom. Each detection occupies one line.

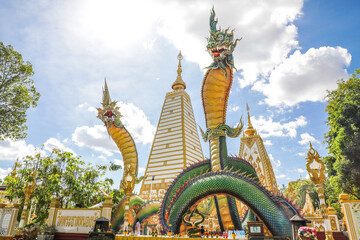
left=172, top=51, right=186, bottom=90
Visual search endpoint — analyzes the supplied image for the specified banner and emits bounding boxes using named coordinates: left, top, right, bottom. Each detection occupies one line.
left=54, top=209, right=101, bottom=233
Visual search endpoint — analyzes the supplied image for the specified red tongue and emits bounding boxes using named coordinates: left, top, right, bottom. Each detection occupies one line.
left=104, top=110, right=114, bottom=117
left=214, top=52, right=220, bottom=57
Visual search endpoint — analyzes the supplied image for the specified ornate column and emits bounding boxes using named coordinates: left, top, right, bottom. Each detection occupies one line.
left=305, top=142, right=333, bottom=240
left=16, top=169, right=36, bottom=236
left=122, top=173, right=134, bottom=232
left=47, top=197, right=60, bottom=226
left=101, top=196, right=113, bottom=220
left=8, top=202, right=20, bottom=236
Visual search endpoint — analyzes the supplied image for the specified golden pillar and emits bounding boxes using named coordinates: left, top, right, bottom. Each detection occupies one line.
left=305, top=142, right=333, bottom=240
left=16, top=169, right=36, bottom=236
left=102, top=195, right=114, bottom=220
left=122, top=173, right=134, bottom=232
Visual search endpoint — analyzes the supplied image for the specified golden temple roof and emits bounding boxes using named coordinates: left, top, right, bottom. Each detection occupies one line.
left=172, top=51, right=186, bottom=90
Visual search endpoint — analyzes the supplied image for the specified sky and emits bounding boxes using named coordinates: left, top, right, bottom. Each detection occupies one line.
left=0, top=0, right=359, bottom=192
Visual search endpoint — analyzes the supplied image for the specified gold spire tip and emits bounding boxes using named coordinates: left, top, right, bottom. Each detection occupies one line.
left=244, top=104, right=256, bottom=136
left=177, top=51, right=183, bottom=76
left=177, top=51, right=183, bottom=61
left=172, top=51, right=186, bottom=90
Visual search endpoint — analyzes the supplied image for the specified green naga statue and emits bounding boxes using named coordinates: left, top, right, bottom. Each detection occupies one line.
left=160, top=8, right=300, bottom=239
left=183, top=208, right=205, bottom=237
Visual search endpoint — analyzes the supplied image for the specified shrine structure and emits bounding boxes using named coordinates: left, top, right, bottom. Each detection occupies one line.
left=139, top=52, right=203, bottom=201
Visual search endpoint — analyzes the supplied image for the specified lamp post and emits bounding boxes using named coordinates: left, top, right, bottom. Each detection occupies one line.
left=305, top=142, right=333, bottom=240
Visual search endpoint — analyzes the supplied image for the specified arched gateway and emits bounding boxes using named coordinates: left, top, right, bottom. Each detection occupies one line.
left=159, top=156, right=298, bottom=237
left=163, top=170, right=293, bottom=236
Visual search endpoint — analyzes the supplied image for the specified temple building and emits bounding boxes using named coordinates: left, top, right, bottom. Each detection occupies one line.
left=139, top=52, right=204, bottom=201
left=239, top=105, right=278, bottom=193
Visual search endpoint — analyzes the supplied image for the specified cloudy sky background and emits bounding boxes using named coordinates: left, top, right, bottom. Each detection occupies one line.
left=0, top=0, right=359, bottom=192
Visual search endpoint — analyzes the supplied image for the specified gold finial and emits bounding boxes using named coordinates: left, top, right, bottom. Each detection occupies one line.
left=172, top=51, right=186, bottom=90
left=244, top=103, right=256, bottom=136
left=305, top=141, right=325, bottom=185
left=177, top=51, right=183, bottom=76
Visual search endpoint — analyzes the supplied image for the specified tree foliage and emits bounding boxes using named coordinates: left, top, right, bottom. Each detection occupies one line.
left=0, top=42, right=40, bottom=140
left=324, top=69, right=360, bottom=200
left=4, top=149, right=124, bottom=224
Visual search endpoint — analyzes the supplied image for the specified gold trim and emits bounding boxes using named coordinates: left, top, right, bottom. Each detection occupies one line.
left=239, top=134, right=277, bottom=192
left=181, top=95, right=186, bottom=168
left=344, top=204, right=357, bottom=239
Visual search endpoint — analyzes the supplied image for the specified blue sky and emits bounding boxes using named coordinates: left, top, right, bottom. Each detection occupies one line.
left=0, top=0, right=359, bottom=191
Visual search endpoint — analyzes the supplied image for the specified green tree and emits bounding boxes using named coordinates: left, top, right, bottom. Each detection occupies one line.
left=0, top=42, right=40, bottom=140
left=324, top=69, right=360, bottom=200
left=4, top=149, right=124, bottom=224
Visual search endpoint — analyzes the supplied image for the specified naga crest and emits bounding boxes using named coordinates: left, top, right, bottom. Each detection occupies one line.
left=206, top=7, right=241, bottom=76
left=96, top=81, right=123, bottom=128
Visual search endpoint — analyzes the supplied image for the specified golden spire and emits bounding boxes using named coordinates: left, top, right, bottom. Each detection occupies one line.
left=172, top=51, right=186, bottom=90
left=244, top=103, right=256, bottom=136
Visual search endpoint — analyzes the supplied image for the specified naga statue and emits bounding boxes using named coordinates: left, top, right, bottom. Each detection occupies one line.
left=182, top=208, right=205, bottom=237
left=97, top=82, right=158, bottom=232
left=159, top=8, right=300, bottom=238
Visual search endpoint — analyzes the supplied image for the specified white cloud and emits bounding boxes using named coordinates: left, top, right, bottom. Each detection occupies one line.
left=228, top=104, right=240, bottom=112
left=98, top=155, right=107, bottom=161
left=297, top=152, right=305, bottom=156
left=44, top=0, right=305, bottom=86
left=117, top=101, right=156, bottom=145
left=78, top=102, right=97, bottom=114
left=72, top=125, right=118, bottom=156
left=0, top=168, right=12, bottom=180
left=269, top=153, right=281, bottom=172
left=276, top=174, right=286, bottom=179
left=263, top=140, right=272, bottom=146
left=251, top=115, right=307, bottom=138
left=298, top=132, right=319, bottom=145
left=0, top=139, right=38, bottom=161
left=0, top=138, right=75, bottom=162
left=297, top=168, right=306, bottom=173
left=43, top=137, right=75, bottom=154
left=253, top=47, right=351, bottom=106
left=139, top=167, right=145, bottom=174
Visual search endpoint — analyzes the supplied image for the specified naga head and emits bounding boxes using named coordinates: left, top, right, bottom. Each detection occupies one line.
left=97, top=80, right=123, bottom=128
left=206, top=7, right=241, bottom=76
